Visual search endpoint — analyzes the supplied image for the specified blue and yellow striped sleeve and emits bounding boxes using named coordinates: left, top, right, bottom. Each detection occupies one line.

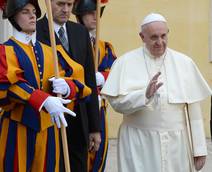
left=0, top=45, right=49, bottom=112
left=56, top=45, right=92, bottom=99
left=98, top=41, right=117, bottom=80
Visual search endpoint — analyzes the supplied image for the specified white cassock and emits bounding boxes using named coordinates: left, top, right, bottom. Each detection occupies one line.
left=101, top=46, right=212, bottom=172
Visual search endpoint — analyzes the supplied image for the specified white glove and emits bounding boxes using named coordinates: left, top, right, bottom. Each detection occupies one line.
left=49, top=77, right=70, bottom=97
left=95, top=72, right=105, bottom=87
left=43, top=96, right=76, bottom=128
left=98, top=95, right=101, bottom=109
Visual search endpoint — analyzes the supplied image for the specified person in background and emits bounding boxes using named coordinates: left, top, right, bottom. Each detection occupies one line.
left=0, top=0, right=92, bottom=171
left=36, top=0, right=101, bottom=171
left=72, top=0, right=116, bottom=171
left=101, top=13, right=212, bottom=172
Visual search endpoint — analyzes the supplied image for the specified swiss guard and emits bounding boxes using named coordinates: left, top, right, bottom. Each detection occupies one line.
left=0, top=0, right=92, bottom=171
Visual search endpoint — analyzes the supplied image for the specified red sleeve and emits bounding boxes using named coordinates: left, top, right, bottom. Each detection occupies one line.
left=28, top=89, right=50, bottom=111
left=65, top=79, right=77, bottom=99
left=101, top=71, right=109, bottom=80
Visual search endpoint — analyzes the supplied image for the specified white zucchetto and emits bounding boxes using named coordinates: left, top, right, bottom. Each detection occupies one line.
left=141, top=13, right=167, bottom=27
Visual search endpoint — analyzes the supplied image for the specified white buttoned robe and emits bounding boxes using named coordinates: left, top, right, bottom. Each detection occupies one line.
left=101, top=47, right=212, bottom=172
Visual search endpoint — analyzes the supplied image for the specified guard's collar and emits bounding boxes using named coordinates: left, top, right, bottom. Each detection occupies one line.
left=13, top=27, right=36, bottom=45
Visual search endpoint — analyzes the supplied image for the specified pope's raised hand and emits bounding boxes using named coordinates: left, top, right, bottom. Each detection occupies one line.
left=145, top=72, right=163, bottom=99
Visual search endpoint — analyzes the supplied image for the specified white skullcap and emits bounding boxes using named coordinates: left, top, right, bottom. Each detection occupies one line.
left=141, top=13, right=167, bottom=27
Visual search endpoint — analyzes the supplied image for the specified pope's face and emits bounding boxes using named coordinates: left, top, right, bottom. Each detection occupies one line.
left=14, top=3, right=36, bottom=34
left=51, top=0, right=74, bottom=25
left=81, top=11, right=96, bottom=31
left=140, top=21, right=168, bottom=57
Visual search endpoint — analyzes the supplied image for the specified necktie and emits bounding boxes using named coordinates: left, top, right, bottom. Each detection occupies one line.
left=58, top=27, right=69, bottom=52
left=90, top=36, right=96, bottom=47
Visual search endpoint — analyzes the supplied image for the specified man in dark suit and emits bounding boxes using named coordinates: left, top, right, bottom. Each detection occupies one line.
left=36, top=0, right=101, bottom=171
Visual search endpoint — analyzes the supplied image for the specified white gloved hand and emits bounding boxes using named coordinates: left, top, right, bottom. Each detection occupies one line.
left=95, top=72, right=105, bottom=87
left=49, top=77, right=70, bottom=97
left=43, top=96, right=76, bottom=128
left=98, top=95, right=101, bottom=109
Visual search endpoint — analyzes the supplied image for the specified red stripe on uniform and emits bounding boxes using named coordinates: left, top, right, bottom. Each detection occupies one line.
left=65, top=79, right=77, bottom=99
left=0, top=45, right=9, bottom=82
left=101, top=71, right=109, bottom=80
left=28, top=89, right=50, bottom=112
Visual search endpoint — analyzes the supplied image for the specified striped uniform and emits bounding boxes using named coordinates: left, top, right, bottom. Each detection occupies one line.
left=88, top=40, right=116, bottom=172
left=0, top=37, right=91, bottom=172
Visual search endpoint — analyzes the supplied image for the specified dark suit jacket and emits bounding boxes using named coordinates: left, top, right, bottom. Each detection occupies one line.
left=36, top=16, right=100, bottom=147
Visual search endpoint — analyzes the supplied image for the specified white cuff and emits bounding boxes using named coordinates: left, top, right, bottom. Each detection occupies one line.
left=96, top=72, right=105, bottom=86
left=63, top=86, right=71, bottom=98
left=145, top=96, right=154, bottom=105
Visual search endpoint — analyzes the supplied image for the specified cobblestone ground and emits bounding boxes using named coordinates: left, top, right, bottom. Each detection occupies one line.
left=105, top=139, right=212, bottom=172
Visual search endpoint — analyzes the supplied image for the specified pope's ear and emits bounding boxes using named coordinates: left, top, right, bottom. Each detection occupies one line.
left=139, top=32, right=144, bottom=41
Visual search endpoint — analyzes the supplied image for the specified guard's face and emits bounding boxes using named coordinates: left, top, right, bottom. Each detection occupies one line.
left=140, top=21, right=168, bottom=57
left=82, top=11, right=96, bottom=31
left=14, top=3, right=36, bottom=34
left=51, top=0, right=74, bottom=25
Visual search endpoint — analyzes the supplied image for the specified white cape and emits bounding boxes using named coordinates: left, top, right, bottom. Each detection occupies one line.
left=101, top=47, right=212, bottom=103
